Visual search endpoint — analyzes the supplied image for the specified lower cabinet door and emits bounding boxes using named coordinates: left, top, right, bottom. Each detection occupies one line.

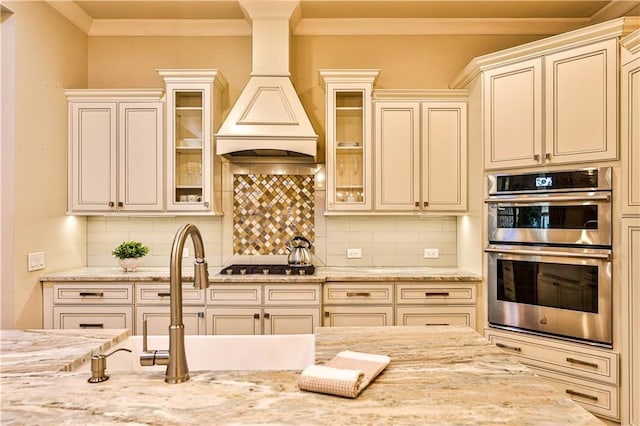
left=396, top=306, right=476, bottom=327
left=205, top=307, right=261, bottom=335
left=323, top=306, right=394, bottom=327
left=263, top=308, right=320, bottom=335
left=53, top=306, right=132, bottom=330
left=136, top=306, right=205, bottom=335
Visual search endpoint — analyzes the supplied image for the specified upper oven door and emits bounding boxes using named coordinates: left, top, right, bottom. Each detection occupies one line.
left=486, top=191, right=611, bottom=246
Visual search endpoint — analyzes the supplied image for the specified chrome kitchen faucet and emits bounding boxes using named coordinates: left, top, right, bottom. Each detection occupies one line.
left=140, top=223, right=209, bottom=383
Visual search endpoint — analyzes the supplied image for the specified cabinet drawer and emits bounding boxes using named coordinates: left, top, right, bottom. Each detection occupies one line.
left=53, top=283, right=133, bottom=304
left=136, top=284, right=205, bottom=305
left=529, top=366, right=619, bottom=420
left=207, top=286, right=262, bottom=305
left=323, top=306, right=394, bottom=327
left=264, top=285, right=321, bottom=306
left=323, top=283, right=393, bottom=305
left=53, top=306, right=133, bottom=330
left=486, top=329, right=618, bottom=385
left=136, top=306, right=205, bottom=335
left=396, top=306, right=476, bottom=327
left=396, top=282, right=476, bottom=305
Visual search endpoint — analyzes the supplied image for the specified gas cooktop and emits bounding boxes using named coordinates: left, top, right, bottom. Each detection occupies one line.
left=220, top=264, right=315, bottom=276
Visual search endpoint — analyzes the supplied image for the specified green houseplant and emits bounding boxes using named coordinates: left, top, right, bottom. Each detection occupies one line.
left=112, top=241, right=149, bottom=272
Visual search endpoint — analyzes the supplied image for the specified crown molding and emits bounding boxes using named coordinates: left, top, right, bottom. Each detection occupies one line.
left=89, top=19, right=251, bottom=36
left=295, top=18, right=589, bottom=36
left=621, top=27, right=640, bottom=53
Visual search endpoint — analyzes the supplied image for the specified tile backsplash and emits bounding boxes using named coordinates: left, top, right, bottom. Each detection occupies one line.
left=233, top=174, right=314, bottom=255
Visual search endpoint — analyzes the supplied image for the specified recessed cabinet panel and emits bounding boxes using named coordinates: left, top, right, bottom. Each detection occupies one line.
left=374, top=103, right=420, bottom=211
left=53, top=306, right=132, bottom=330
left=264, top=308, right=319, bottom=335
left=545, top=39, right=617, bottom=163
left=396, top=306, right=476, bottom=327
left=206, top=308, right=261, bottom=335
left=323, top=306, right=394, bottom=327
left=483, top=59, right=542, bottom=169
left=71, top=103, right=117, bottom=211
left=622, top=56, right=640, bottom=215
left=136, top=306, right=205, bottom=335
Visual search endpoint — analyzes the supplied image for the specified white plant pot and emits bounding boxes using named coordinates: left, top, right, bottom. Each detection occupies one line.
left=118, top=257, right=144, bottom=272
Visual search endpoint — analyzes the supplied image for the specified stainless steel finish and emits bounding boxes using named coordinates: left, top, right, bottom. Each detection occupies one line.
left=485, top=246, right=612, bottom=261
left=287, top=236, right=313, bottom=266
left=487, top=166, right=612, bottom=195
left=486, top=244, right=612, bottom=345
left=88, top=348, right=132, bottom=383
left=138, top=224, right=209, bottom=384
left=485, top=194, right=611, bottom=203
left=486, top=191, right=612, bottom=246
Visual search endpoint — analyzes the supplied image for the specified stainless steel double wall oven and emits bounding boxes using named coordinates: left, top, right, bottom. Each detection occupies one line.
left=485, top=167, right=613, bottom=347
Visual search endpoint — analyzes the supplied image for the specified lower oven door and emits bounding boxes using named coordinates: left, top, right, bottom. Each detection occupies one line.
left=486, top=244, right=612, bottom=346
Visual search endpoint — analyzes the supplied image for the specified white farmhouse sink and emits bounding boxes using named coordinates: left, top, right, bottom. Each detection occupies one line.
left=79, top=334, right=315, bottom=372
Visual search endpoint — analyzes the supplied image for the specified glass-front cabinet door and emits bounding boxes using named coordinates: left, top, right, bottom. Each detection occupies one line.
left=320, top=70, right=379, bottom=212
left=159, top=69, right=227, bottom=213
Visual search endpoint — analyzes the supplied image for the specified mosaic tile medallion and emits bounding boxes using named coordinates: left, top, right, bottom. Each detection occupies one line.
left=234, top=174, right=314, bottom=255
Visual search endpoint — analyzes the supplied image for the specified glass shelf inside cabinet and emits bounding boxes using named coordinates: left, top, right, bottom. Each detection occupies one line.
left=174, top=91, right=204, bottom=204
left=334, top=91, right=365, bottom=204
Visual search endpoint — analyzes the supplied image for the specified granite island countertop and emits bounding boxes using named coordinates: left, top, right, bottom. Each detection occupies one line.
left=39, top=266, right=481, bottom=284
left=0, top=326, right=602, bottom=425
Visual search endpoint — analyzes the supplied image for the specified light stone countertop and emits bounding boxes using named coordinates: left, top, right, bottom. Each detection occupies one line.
left=0, top=326, right=602, bottom=425
left=39, top=266, right=481, bottom=283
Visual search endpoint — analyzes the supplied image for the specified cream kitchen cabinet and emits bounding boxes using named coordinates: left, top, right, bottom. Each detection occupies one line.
left=159, top=69, right=226, bottom=213
left=65, top=90, right=164, bottom=214
left=486, top=328, right=619, bottom=420
left=621, top=46, right=640, bottom=216
left=42, top=282, right=134, bottom=330
left=135, top=283, right=206, bottom=335
left=373, top=94, right=468, bottom=212
left=206, top=284, right=321, bottom=335
left=395, top=282, right=477, bottom=330
left=322, top=283, right=394, bottom=326
left=483, top=38, right=617, bottom=170
left=320, top=69, right=379, bottom=212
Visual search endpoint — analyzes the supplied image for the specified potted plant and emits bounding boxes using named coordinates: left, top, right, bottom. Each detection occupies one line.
left=112, top=241, right=149, bottom=272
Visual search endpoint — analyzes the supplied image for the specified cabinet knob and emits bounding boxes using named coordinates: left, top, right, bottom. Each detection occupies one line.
left=253, top=313, right=260, bottom=319
left=545, top=153, right=551, bottom=160
left=414, top=201, right=419, bottom=208
left=533, top=154, right=540, bottom=161
left=423, top=201, right=428, bottom=207
left=264, top=313, right=270, bottom=319
left=118, top=202, right=124, bottom=207
left=204, top=201, right=209, bottom=207
left=108, top=201, right=115, bottom=207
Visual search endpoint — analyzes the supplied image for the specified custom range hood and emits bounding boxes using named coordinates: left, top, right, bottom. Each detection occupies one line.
left=216, top=0, right=318, bottom=161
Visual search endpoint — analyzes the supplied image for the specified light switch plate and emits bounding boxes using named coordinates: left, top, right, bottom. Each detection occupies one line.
left=28, top=251, right=45, bottom=271
left=423, top=248, right=439, bottom=259
left=347, top=248, right=362, bottom=259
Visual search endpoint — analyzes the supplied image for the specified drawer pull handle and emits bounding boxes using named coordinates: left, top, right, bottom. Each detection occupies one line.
left=425, top=323, right=449, bottom=326
left=566, top=357, right=599, bottom=369
left=79, top=323, right=104, bottom=329
left=346, top=292, right=371, bottom=297
left=79, top=292, right=104, bottom=297
left=425, top=292, right=450, bottom=297
left=157, top=292, right=171, bottom=297
left=495, top=342, right=522, bottom=352
left=565, top=389, right=598, bottom=401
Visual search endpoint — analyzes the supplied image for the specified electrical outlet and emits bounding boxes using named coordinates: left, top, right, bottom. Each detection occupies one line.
left=423, top=248, right=439, bottom=259
left=27, top=251, right=45, bottom=272
left=346, top=248, right=362, bottom=259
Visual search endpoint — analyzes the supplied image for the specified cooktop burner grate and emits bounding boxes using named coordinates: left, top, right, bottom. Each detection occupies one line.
left=220, top=264, right=315, bottom=276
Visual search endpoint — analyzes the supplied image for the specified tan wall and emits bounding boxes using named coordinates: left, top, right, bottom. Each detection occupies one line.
left=2, top=1, right=88, bottom=328
left=87, top=33, right=543, bottom=164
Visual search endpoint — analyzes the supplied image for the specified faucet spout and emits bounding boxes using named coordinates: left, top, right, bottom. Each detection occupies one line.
left=166, top=223, right=209, bottom=384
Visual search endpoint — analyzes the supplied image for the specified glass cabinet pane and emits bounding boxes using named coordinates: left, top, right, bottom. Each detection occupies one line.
left=174, top=91, right=204, bottom=204
left=335, top=91, right=364, bottom=204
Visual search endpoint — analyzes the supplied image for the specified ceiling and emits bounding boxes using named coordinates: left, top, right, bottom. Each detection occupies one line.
left=48, top=0, right=640, bottom=36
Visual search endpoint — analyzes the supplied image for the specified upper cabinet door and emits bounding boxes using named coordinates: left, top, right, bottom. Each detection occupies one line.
left=374, top=101, right=421, bottom=211
left=622, top=55, right=640, bottom=216
left=421, top=102, right=467, bottom=212
left=483, top=58, right=543, bottom=170
left=118, top=102, right=164, bottom=212
left=544, top=38, right=618, bottom=164
left=69, top=102, right=117, bottom=212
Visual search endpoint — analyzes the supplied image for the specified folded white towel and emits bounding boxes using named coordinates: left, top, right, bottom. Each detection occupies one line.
left=298, top=350, right=390, bottom=398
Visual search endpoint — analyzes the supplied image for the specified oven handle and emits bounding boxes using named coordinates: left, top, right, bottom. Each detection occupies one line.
left=485, top=194, right=610, bottom=204
left=485, top=247, right=611, bottom=261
